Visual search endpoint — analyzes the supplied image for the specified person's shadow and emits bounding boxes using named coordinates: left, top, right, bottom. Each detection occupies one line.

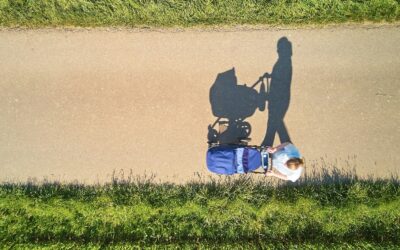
left=261, top=37, right=293, bottom=146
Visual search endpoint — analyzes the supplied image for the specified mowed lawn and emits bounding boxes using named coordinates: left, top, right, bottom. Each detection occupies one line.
left=0, top=0, right=399, bottom=27
left=1, top=175, right=399, bottom=248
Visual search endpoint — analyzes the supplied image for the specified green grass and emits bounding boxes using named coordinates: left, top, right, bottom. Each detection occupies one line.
left=2, top=242, right=400, bottom=249
left=1, top=174, right=400, bottom=248
left=0, top=0, right=399, bottom=28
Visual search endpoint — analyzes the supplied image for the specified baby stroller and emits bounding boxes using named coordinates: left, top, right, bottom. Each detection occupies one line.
left=207, top=144, right=270, bottom=175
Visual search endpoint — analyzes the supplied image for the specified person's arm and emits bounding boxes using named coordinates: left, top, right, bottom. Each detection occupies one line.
left=266, top=142, right=291, bottom=153
left=265, top=170, right=288, bottom=181
left=275, top=142, right=290, bottom=150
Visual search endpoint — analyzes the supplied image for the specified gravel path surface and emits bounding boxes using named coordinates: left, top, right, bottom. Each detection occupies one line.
left=0, top=25, right=399, bottom=183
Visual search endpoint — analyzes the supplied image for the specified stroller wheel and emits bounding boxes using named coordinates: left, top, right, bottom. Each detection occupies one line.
left=238, top=121, right=251, bottom=138
left=207, top=125, right=219, bottom=143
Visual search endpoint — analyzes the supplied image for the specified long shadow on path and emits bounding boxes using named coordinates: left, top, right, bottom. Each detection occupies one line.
left=261, top=37, right=293, bottom=146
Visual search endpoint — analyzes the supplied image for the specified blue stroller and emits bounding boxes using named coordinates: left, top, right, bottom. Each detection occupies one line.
left=207, top=145, right=269, bottom=175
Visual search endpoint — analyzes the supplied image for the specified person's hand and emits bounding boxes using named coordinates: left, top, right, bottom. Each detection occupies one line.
left=267, top=147, right=276, bottom=154
left=263, top=72, right=271, bottom=79
left=265, top=170, right=274, bottom=177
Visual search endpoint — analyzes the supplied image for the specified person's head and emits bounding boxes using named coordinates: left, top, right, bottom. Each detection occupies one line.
left=285, top=157, right=304, bottom=170
left=277, top=37, right=292, bottom=58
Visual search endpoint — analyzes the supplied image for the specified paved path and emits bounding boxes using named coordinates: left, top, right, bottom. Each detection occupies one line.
left=0, top=25, right=399, bottom=183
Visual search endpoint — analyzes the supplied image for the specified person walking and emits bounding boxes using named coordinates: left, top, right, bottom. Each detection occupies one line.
left=265, top=142, right=304, bottom=182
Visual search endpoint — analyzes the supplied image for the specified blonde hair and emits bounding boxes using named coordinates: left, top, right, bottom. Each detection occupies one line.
left=286, top=157, right=304, bottom=170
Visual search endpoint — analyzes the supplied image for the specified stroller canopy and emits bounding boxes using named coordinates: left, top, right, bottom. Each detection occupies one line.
left=210, top=68, right=260, bottom=120
left=206, top=145, right=261, bottom=175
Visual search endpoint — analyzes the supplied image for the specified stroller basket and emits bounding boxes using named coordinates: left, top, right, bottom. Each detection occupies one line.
left=207, top=145, right=269, bottom=175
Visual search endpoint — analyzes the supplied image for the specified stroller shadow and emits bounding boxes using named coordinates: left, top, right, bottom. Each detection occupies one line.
left=207, top=68, right=267, bottom=145
left=207, top=36, right=294, bottom=147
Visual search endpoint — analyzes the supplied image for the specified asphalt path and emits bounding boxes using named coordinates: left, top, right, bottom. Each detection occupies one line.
left=0, top=25, right=399, bottom=183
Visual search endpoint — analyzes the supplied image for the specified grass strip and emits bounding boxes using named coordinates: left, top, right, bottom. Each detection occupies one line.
left=0, top=0, right=399, bottom=28
left=2, top=242, right=400, bottom=249
left=1, top=177, right=400, bottom=246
